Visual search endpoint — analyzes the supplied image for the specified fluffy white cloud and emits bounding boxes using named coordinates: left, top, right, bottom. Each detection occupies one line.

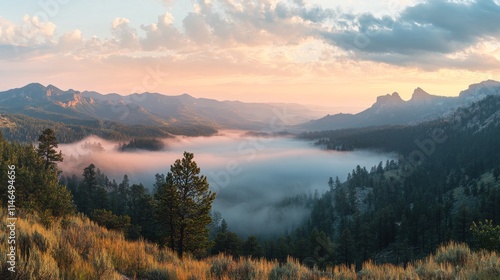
left=58, top=29, right=83, bottom=50
left=0, top=15, right=56, bottom=45
left=141, top=13, right=186, bottom=50
left=322, top=0, right=500, bottom=69
left=111, top=17, right=140, bottom=49
left=0, top=17, right=16, bottom=44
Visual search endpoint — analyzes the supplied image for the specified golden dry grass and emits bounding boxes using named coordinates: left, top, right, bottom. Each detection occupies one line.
left=1, top=208, right=498, bottom=279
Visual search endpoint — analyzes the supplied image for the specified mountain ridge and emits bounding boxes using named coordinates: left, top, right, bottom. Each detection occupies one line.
left=299, top=80, right=500, bottom=131
left=2, top=80, right=500, bottom=134
left=0, top=83, right=320, bottom=130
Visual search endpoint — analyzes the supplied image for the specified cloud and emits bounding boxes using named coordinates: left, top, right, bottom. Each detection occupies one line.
left=0, top=17, right=16, bottom=44
left=354, top=41, right=500, bottom=70
left=121, top=0, right=500, bottom=70
left=141, top=13, right=185, bottom=50
left=0, top=15, right=56, bottom=46
left=111, top=17, right=140, bottom=49
left=143, top=0, right=327, bottom=48
left=183, top=12, right=213, bottom=44
left=2, top=15, right=124, bottom=62
left=58, top=29, right=83, bottom=50
left=321, top=0, right=500, bottom=68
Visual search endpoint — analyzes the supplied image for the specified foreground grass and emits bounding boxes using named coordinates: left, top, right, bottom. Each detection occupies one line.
left=1, top=209, right=499, bottom=279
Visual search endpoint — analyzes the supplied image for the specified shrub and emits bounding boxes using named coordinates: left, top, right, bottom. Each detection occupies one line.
left=33, top=230, right=49, bottom=253
left=146, top=268, right=178, bottom=280
left=435, top=242, right=471, bottom=267
left=228, top=260, right=257, bottom=280
left=269, top=262, right=300, bottom=280
left=53, top=240, right=80, bottom=270
left=470, top=220, right=500, bottom=251
left=91, top=249, right=115, bottom=279
left=23, top=247, right=61, bottom=280
left=210, top=254, right=233, bottom=278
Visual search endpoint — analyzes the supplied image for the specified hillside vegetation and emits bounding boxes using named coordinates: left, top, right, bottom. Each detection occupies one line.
left=1, top=208, right=499, bottom=280
left=0, top=113, right=218, bottom=143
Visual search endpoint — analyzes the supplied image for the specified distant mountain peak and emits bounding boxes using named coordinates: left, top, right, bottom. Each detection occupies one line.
left=21, top=82, right=45, bottom=91
left=459, top=79, right=500, bottom=100
left=477, top=79, right=500, bottom=86
left=413, top=87, right=429, bottom=96
left=46, top=84, right=62, bottom=97
left=178, top=93, right=195, bottom=99
left=374, top=92, right=404, bottom=107
left=464, top=80, right=500, bottom=91
left=26, top=82, right=44, bottom=87
left=410, top=87, right=434, bottom=103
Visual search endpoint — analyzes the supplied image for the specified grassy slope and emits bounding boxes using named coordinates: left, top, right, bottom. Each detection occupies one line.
left=1, top=208, right=499, bottom=279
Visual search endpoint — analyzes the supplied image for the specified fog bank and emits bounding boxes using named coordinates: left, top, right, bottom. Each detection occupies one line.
left=59, top=132, right=392, bottom=236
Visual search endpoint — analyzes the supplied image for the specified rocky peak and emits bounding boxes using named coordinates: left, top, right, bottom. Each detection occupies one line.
left=410, top=87, right=434, bottom=103
left=46, top=84, right=62, bottom=96
left=374, top=92, right=404, bottom=107
left=56, top=93, right=82, bottom=108
left=459, top=80, right=500, bottom=101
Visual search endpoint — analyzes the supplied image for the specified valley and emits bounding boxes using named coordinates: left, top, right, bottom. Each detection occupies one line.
left=57, top=133, right=393, bottom=237
left=1, top=80, right=499, bottom=278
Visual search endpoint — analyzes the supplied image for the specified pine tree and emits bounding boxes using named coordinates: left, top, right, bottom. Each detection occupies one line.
left=155, top=173, right=179, bottom=249
left=212, top=219, right=243, bottom=257
left=338, top=228, right=355, bottom=265
left=494, top=166, right=500, bottom=181
left=243, top=236, right=262, bottom=258
left=36, top=128, right=63, bottom=170
left=328, top=177, right=334, bottom=191
left=0, top=131, right=73, bottom=226
left=78, top=164, right=98, bottom=215
left=114, top=175, right=130, bottom=215
left=208, top=211, right=223, bottom=240
left=454, top=203, right=472, bottom=242
left=155, top=152, right=216, bottom=258
left=308, top=229, right=335, bottom=269
left=128, top=183, right=156, bottom=240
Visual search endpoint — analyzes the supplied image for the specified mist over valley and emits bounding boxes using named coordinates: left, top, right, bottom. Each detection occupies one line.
left=58, top=132, right=393, bottom=236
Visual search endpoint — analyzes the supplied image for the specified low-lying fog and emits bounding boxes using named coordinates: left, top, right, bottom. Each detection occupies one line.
left=59, top=132, right=392, bottom=237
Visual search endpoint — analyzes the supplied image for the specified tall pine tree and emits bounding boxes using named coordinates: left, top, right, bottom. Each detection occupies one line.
left=36, top=128, right=63, bottom=171
left=155, top=152, right=216, bottom=258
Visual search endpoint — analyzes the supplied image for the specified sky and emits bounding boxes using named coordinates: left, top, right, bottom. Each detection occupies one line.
left=1, top=0, right=500, bottom=109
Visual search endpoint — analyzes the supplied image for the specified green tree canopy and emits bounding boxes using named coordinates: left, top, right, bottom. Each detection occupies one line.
left=212, top=219, right=243, bottom=257
left=155, top=152, right=216, bottom=258
left=0, top=130, right=74, bottom=226
left=36, top=128, right=63, bottom=170
left=471, top=220, right=500, bottom=252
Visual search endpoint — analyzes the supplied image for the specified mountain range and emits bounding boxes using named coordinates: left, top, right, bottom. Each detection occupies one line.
left=1, top=80, right=500, bottom=140
left=299, top=80, right=500, bottom=131
left=0, top=83, right=318, bottom=131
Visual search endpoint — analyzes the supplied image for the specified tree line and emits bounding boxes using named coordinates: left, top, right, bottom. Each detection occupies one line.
left=0, top=113, right=217, bottom=143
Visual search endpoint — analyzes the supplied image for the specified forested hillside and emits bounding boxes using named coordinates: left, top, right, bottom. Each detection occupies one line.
left=282, top=95, right=500, bottom=266
left=0, top=113, right=217, bottom=143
